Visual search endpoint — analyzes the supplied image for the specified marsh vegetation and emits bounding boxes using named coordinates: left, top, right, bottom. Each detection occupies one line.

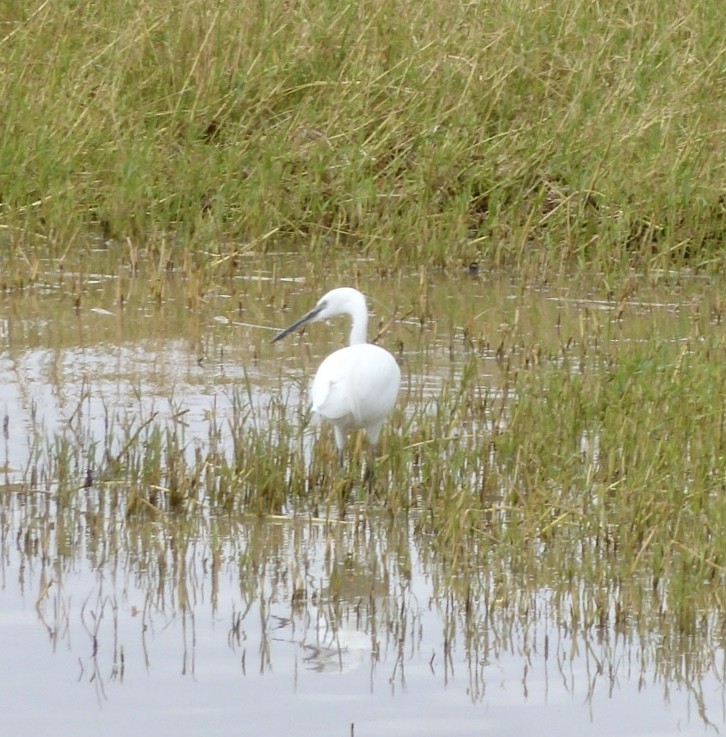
left=1, top=0, right=725, bottom=733
left=1, top=263, right=725, bottom=733
left=1, top=0, right=725, bottom=282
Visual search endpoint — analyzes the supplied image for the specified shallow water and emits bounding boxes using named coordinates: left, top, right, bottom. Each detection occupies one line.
left=0, top=260, right=724, bottom=735
left=2, top=511, right=723, bottom=737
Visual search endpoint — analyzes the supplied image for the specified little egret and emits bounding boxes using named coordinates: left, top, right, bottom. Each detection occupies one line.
left=272, top=287, right=400, bottom=473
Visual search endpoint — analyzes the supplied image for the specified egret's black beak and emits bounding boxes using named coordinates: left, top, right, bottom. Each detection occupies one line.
left=272, top=302, right=326, bottom=343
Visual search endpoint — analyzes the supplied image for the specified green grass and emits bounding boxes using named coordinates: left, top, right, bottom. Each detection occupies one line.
left=1, top=0, right=724, bottom=278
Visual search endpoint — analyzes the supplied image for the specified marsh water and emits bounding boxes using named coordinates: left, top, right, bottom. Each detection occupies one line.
left=1, top=257, right=724, bottom=736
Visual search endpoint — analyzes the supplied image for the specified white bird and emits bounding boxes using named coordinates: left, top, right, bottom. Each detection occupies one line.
left=273, top=287, right=400, bottom=474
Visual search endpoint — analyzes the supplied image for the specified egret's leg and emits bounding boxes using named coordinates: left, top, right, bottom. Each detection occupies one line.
left=333, top=426, right=346, bottom=468
left=364, top=423, right=384, bottom=492
left=365, top=445, right=377, bottom=492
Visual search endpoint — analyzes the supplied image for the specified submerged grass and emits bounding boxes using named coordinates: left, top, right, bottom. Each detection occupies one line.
left=1, top=0, right=724, bottom=278
left=1, top=267, right=724, bottom=720
left=12, top=304, right=725, bottom=652
left=448, top=334, right=725, bottom=637
left=5, top=327, right=724, bottom=715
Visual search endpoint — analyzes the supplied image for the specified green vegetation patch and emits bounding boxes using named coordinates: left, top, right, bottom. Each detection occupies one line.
left=1, top=0, right=724, bottom=273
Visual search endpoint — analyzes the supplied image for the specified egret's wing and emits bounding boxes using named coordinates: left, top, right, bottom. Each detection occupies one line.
left=311, top=344, right=400, bottom=431
left=311, top=349, right=356, bottom=421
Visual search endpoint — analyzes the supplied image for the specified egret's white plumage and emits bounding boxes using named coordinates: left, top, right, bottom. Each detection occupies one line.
left=273, top=287, right=400, bottom=466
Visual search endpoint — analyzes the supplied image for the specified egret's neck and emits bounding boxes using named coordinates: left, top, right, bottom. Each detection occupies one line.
left=348, top=301, right=369, bottom=345
left=349, top=311, right=368, bottom=345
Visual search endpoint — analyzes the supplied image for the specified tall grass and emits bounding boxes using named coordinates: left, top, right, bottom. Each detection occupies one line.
left=1, top=0, right=724, bottom=276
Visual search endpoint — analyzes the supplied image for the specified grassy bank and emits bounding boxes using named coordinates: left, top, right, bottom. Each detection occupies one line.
left=1, top=0, right=724, bottom=278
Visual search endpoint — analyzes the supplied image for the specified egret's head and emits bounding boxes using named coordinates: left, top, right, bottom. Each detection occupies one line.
left=272, top=287, right=366, bottom=343
left=313, top=287, right=366, bottom=321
